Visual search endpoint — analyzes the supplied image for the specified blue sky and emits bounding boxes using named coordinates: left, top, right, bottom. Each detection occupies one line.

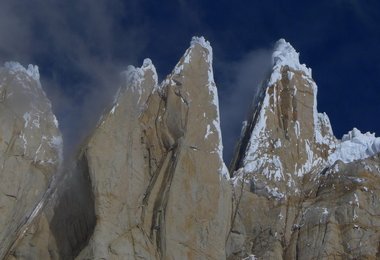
left=0, top=0, right=379, bottom=162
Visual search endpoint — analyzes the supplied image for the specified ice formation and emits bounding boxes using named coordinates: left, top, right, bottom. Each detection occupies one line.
left=329, top=128, right=380, bottom=164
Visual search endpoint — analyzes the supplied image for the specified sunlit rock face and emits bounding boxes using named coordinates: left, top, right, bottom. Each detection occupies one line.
left=227, top=39, right=380, bottom=260
left=0, top=63, right=62, bottom=259
left=77, top=37, right=231, bottom=260
left=230, top=39, right=336, bottom=200
left=4, top=37, right=380, bottom=260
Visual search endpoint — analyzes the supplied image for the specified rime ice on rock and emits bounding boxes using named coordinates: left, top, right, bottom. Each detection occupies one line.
left=4, top=61, right=40, bottom=81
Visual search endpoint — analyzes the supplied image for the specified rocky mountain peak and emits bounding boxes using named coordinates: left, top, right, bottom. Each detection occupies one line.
left=230, top=39, right=336, bottom=198
left=227, top=40, right=380, bottom=259
left=3, top=38, right=380, bottom=260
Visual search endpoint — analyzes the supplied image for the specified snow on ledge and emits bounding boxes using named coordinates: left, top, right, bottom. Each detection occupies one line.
left=269, top=39, right=312, bottom=86
left=4, top=61, right=40, bottom=81
left=329, top=128, right=380, bottom=164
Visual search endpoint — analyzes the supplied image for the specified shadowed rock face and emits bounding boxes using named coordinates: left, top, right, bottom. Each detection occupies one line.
left=4, top=38, right=380, bottom=260
left=10, top=157, right=96, bottom=259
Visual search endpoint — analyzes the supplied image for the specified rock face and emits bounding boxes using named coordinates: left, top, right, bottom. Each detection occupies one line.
left=230, top=39, right=336, bottom=199
left=227, top=40, right=380, bottom=259
left=3, top=37, right=380, bottom=260
left=0, top=63, right=62, bottom=259
left=77, top=37, right=231, bottom=259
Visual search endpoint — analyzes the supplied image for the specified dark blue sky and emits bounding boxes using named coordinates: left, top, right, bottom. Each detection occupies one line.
left=0, top=0, right=379, bottom=162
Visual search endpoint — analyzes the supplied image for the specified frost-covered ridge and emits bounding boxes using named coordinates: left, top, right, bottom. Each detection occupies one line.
left=269, top=39, right=312, bottom=85
left=329, top=128, right=380, bottom=164
left=4, top=61, right=40, bottom=81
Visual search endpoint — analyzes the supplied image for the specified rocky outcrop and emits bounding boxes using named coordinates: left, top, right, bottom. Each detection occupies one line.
left=0, top=63, right=62, bottom=259
left=227, top=39, right=380, bottom=259
left=285, top=156, right=380, bottom=259
left=77, top=37, right=231, bottom=259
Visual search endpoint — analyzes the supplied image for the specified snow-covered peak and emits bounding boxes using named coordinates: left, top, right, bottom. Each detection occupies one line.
left=269, top=39, right=311, bottom=85
left=329, top=128, right=380, bottom=164
left=190, top=36, right=212, bottom=52
left=4, top=61, right=40, bottom=81
left=123, top=58, right=158, bottom=90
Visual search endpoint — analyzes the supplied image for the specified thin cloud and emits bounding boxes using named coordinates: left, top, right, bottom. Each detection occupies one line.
left=0, top=0, right=150, bottom=156
left=217, top=48, right=272, bottom=164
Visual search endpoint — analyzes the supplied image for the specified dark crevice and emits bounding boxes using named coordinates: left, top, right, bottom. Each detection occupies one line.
left=49, top=155, right=96, bottom=259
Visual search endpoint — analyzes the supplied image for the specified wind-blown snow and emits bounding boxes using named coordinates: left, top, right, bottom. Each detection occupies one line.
left=124, top=58, right=158, bottom=94
left=329, top=128, right=380, bottom=164
left=4, top=61, right=40, bottom=81
left=269, top=39, right=312, bottom=86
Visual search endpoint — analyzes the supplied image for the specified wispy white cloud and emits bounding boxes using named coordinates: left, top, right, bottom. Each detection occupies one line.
left=0, top=0, right=151, bottom=155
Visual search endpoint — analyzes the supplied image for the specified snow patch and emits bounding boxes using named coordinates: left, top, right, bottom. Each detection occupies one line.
left=274, top=139, right=282, bottom=149
left=294, top=120, right=300, bottom=138
left=315, top=112, right=334, bottom=145
left=205, top=124, right=212, bottom=139
left=23, top=112, right=31, bottom=128
left=265, top=186, right=285, bottom=200
left=53, top=115, right=59, bottom=128
left=287, top=71, right=294, bottom=80
left=21, top=132, right=27, bottom=154
left=110, top=103, right=119, bottom=115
